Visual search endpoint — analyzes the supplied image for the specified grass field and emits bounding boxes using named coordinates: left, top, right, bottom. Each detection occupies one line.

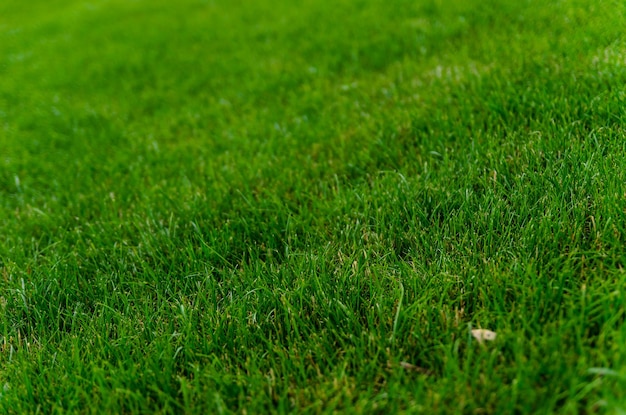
left=1, top=0, right=626, bottom=413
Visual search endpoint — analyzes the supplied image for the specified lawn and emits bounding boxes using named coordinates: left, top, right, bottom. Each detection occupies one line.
left=1, top=0, right=626, bottom=413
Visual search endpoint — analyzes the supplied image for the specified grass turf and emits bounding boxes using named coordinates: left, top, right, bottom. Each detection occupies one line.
left=1, top=0, right=626, bottom=412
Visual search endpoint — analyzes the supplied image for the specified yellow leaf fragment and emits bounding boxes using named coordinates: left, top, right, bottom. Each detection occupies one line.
left=471, top=329, right=497, bottom=343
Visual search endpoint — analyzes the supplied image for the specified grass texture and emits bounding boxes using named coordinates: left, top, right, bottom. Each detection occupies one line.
left=1, top=0, right=626, bottom=413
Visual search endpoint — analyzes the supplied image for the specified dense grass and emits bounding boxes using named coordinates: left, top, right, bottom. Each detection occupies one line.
left=1, top=0, right=626, bottom=412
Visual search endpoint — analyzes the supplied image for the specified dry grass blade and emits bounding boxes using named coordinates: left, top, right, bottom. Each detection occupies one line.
left=387, top=360, right=433, bottom=375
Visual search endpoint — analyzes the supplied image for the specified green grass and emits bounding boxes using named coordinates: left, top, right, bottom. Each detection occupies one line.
left=1, top=0, right=626, bottom=412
